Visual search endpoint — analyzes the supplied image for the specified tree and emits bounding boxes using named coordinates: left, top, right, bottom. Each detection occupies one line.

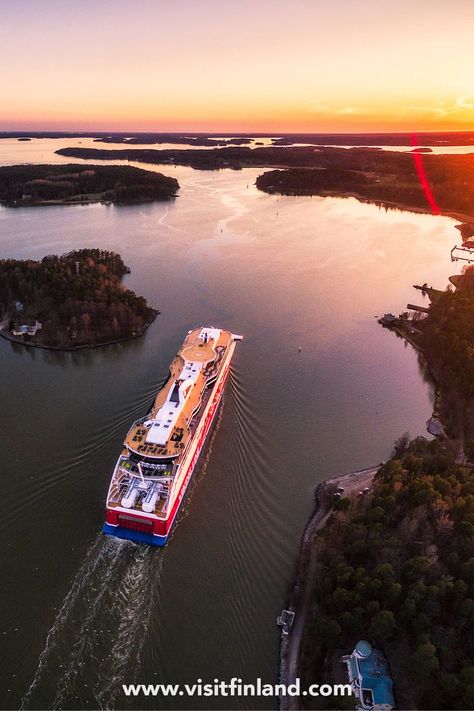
left=410, top=643, right=439, bottom=678
left=313, top=617, right=342, bottom=648
left=369, top=610, right=395, bottom=641
left=392, top=432, right=410, bottom=457
left=402, top=556, right=431, bottom=582
left=334, top=497, right=351, bottom=511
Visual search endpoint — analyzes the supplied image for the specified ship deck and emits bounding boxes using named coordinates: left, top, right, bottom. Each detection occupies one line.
left=108, top=496, right=168, bottom=518
left=124, top=328, right=233, bottom=459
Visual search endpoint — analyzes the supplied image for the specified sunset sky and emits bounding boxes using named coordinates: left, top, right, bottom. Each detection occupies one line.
left=1, top=0, right=473, bottom=132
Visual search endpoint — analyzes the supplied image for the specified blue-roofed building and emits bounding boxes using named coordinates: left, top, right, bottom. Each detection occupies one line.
left=342, top=640, right=395, bottom=710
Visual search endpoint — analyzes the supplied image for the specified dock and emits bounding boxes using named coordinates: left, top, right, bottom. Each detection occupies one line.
left=277, top=609, right=295, bottom=636
left=407, top=303, right=430, bottom=314
left=451, top=244, right=474, bottom=264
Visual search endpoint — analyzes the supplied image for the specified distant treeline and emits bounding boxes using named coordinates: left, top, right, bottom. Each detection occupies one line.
left=56, top=145, right=474, bottom=218
left=94, top=135, right=252, bottom=146
left=271, top=131, right=474, bottom=146
left=422, top=268, right=474, bottom=396
left=256, top=152, right=474, bottom=218
left=2, top=130, right=474, bottom=146
left=0, top=164, right=178, bottom=206
left=303, top=437, right=474, bottom=710
left=0, top=249, right=157, bottom=348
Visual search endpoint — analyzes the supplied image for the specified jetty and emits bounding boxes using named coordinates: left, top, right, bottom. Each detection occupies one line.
left=407, top=303, right=430, bottom=314
left=277, top=609, right=295, bottom=636
left=413, top=284, right=444, bottom=303
left=451, top=244, right=474, bottom=263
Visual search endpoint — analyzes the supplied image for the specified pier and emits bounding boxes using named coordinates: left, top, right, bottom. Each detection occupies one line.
left=407, top=303, right=430, bottom=314
left=451, top=244, right=474, bottom=263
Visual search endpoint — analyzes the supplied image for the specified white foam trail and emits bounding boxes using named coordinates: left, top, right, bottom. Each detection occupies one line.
left=216, top=191, right=249, bottom=235
left=94, top=553, right=165, bottom=709
left=21, top=534, right=162, bottom=710
left=21, top=535, right=119, bottom=708
left=156, top=205, right=186, bottom=234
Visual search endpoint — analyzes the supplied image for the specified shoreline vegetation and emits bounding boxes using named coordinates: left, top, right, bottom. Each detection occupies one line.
left=381, top=266, right=474, bottom=449
left=285, top=439, right=474, bottom=710
left=281, top=255, right=474, bottom=710
left=0, top=164, right=179, bottom=207
left=280, top=466, right=380, bottom=711
left=55, top=145, right=474, bottom=224
left=0, top=249, right=158, bottom=350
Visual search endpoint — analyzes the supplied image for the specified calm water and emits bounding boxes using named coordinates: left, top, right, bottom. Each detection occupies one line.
left=0, top=140, right=460, bottom=710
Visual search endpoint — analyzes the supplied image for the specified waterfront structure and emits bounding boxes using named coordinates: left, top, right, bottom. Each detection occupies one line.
left=451, top=244, right=474, bottom=263
left=342, top=640, right=395, bottom=710
left=11, top=319, right=42, bottom=336
left=103, top=326, right=241, bottom=546
left=277, top=609, right=295, bottom=635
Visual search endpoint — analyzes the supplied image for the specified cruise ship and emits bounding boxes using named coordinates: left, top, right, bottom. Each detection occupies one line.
left=103, top=327, right=242, bottom=546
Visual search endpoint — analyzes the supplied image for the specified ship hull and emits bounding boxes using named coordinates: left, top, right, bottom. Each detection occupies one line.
left=102, top=348, right=233, bottom=546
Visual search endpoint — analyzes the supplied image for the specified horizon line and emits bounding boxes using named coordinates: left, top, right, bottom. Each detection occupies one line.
left=1, top=128, right=474, bottom=136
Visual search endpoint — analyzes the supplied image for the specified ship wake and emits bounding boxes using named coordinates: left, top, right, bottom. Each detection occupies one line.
left=21, top=534, right=163, bottom=710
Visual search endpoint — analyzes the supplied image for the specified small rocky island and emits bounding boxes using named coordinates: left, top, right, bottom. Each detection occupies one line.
left=0, top=249, right=158, bottom=349
left=0, top=164, right=179, bottom=206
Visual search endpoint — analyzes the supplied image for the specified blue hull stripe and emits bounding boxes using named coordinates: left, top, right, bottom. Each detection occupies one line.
left=102, top=523, right=167, bottom=547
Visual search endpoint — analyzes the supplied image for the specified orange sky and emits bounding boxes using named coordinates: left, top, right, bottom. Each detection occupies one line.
left=1, top=0, right=473, bottom=132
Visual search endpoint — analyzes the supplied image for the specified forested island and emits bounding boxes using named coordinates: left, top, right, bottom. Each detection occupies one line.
left=255, top=157, right=474, bottom=220
left=93, top=134, right=252, bottom=146
left=0, top=249, right=157, bottom=349
left=0, top=164, right=178, bottom=207
left=269, top=131, right=474, bottom=147
left=299, top=437, right=474, bottom=710
left=56, top=145, right=474, bottom=220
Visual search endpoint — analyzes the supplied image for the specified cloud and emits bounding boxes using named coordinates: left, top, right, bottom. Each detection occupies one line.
left=407, top=98, right=474, bottom=117
left=455, top=96, right=474, bottom=110
left=336, top=106, right=360, bottom=115
left=309, top=104, right=367, bottom=116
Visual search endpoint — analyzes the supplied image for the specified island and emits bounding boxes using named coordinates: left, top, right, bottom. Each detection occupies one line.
left=55, top=145, right=474, bottom=220
left=0, top=164, right=179, bottom=207
left=0, top=249, right=157, bottom=349
left=255, top=157, right=474, bottom=221
left=92, top=134, right=252, bottom=146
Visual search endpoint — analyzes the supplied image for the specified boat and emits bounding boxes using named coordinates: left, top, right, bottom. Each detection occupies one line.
left=103, top=326, right=242, bottom=546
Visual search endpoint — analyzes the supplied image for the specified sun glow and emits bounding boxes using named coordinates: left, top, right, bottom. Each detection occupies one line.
left=1, top=0, right=473, bottom=132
